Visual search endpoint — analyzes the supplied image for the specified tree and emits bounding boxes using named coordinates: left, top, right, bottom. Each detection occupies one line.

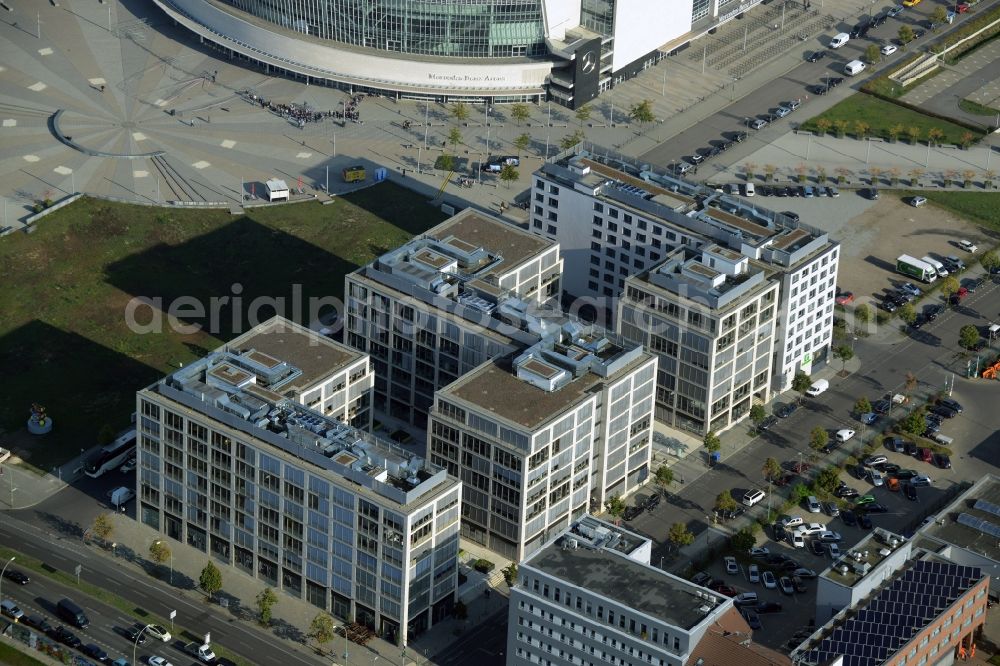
left=447, top=127, right=463, bottom=149
left=91, top=513, right=114, bottom=542
left=744, top=161, right=758, bottom=181
left=939, top=276, right=960, bottom=302
left=833, top=344, right=854, bottom=371
left=960, top=324, right=981, bottom=349
left=908, top=167, right=924, bottom=185
left=762, top=457, right=783, bottom=482
left=795, top=163, right=809, bottom=183
left=715, top=490, right=738, bottom=513
left=817, top=165, right=828, bottom=184
left=749, top=404, right=766, bottom=429
left=502, top=562, right=519, bottom=587
left=855, top=303, right=872, bottom=324
left=731, top=527, right=756, bottom=554
left=629, top=99, right=656, bottom=124
left=927, top=127, right=945, bottom=146
left=308, top=613, right=336, bottom=649
left=149, top=540, right=171, bottom=565
left=450, top=102, right=470, bottom=123
left=889, top=124, right=905, bottom=143
left=932, top=5, right=948, bottom=25
left=575, top=105, right=592, bottom=126
left=256, top=587, right=279, bottom=625
left=888, top=166, right=901, bottom=185
left=854, top=396, right=872, bottom=415
left=899, top=24, right=915, bottom=44
left=792, top=372, right=813, bottom=395
left=835, top=166, right=852, bottom=184
left=869, top=166, right=883, bottom=186
left=436, top=154, right=455, bottom=172
left=980, top=251, right=1000, bottom=273
left=199, top=561, right=223, bottom=600
left=899, top=408, right=927, bottom=436
left=810, top=425, right=829, bottom=452
left=606, top=495, right=626, bottom=522
left=815, top=466, right=842, bottom=492
left=703, top=430, right=721, bottom=454
left=865, top=44, right=881, bottom=65
left=654, top=465, right=674, bottom=495
left=833, top=120, right=850, bottom=138
left=764, top=164, right=778, bottom=181
left=499, top=163, right=519, bottom=189
left=898, top=302, right=916, bottom=324
left=962, top=168, right=976, bottom=186
left=510, top=103, right=531, bottom=126
left=513, top=133, right=531, bottom=157
left=854, top=120, right=871, bottom=139
left=816, top=118, right=833, bottom=136
left=667, top=522, right=695, bottom=549
left=560, top=129, right=585, bottom=150
left=907, top=126, right=921, bottom=145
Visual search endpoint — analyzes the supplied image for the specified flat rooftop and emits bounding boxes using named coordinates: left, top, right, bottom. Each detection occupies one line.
left=921, top=476, right=1000, bottom=562
left=821, top=530, right=902, bottom=588
left=444, top=356, right=608, bottom=430
left=226, top=318, right=364, bottom=395
left=425, top=209, right=552, bottom=278
left=530, top=534, right=715, bottom=631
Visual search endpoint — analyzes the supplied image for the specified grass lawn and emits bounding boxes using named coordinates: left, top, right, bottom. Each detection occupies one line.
left=0, top=643, right=48, bottom=666
left=958, top=97, right=1000, bottom=117
left=800, top=94, right=976, bottom=145
left=0, top=182, right=445, bottom=470
left=913, top=191, right=1000, bottom=229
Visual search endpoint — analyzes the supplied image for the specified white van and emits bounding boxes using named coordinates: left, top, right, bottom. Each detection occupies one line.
left=743, top=489, right=766, bottom=507
left=931, top=433, right=954, bottom=446
left=830, top=32, right=850, bottom=48
left=806, top=378, right=829, bottom=396
left=921, top=256, right=948, bottom=277
left=743, top=182, right=756, bottom=197
left=844, top=60, right=866, bottom=76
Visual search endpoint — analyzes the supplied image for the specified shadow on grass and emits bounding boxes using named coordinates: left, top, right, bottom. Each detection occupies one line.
left=0, top=321, right=160, bottom=470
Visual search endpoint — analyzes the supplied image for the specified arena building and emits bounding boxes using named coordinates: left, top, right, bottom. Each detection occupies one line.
left=153, top=0, right=765, bottom=107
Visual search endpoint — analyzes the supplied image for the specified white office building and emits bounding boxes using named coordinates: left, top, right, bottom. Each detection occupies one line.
left=531, top=148, right=839, bottom=393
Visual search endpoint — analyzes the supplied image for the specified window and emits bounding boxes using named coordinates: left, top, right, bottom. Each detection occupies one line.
left=547, top=225, right=557, bottom=234
left=592, top=230, right=602, bottom=239
left=593, top=203, right=603, bottom=212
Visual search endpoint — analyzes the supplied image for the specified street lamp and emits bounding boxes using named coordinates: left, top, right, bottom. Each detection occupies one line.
left=0, top=556, right=15, bottom=604
left=132, top=623, right=150, bottom=665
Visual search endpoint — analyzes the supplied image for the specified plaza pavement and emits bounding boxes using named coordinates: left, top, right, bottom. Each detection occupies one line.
left=900, top=36, right=1000, bottom=128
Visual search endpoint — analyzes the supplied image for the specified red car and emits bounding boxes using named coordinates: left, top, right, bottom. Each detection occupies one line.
left=957, top=3, right=970, bottom=12
left=919, top=447, right=933, bottom=463
left=950, top=286, right=969, bottom=305
left=835, top=292, right=855, bottom=305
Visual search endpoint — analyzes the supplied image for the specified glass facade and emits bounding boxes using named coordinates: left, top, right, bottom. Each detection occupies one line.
left=220, top=0, right=547, bottom=57
left=691, top=0, right=711, bottom=22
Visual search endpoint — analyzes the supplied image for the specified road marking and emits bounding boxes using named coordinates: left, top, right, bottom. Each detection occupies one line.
left=220, top=139, right=235, bottom=149
left=191, top=160, right=210, bottom=169
left=54, top=166, right=73, bottom=175
left=134, top=170, right=149, bottom=178
left=38, top=47, right=53, bottom=56
left=296, top=151, right=312, bottom=158
left=23, top=155, right=39, bottom=162
left=28, top=81, right=47, bottom=92
left=2, top=119, right=15, bottom=127
left=88, top=77, right=106, bottom=86
left=132, top=132, right=146, bottom=141
left=153, top=98, right=167, bottom=107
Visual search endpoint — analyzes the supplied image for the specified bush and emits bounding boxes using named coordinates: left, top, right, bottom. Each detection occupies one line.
left=473, top=559, right=496, bottom=574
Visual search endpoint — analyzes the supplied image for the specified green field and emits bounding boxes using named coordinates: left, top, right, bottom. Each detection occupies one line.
left=912, top=190, right=1000, bottom=229
left=0, top=183, right=445, bottom=470
left=0, top=642, right=48, bottom=666
left=800, top=94, right=976, bottom=145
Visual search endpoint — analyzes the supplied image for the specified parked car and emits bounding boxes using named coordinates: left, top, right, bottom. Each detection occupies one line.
left=855, top=494, right=876, bottom=506
left=710, top=582, right=738, bottom=597
left=751, top=118, right=769, bottom=130
left=748, top=564, right=761, bottom=584
left=756, top=601, right=783, bottom=613
left=692, top=572, right=713, bottom=587
left=780, top=515, right=805, bottom=528
left=3, top=569, right=29, bottom=585
left=808, top=538, right=824, bottom=555
left=864, top=455, right=888, bottom=467
left=900, top=282, right=922, bottom=297
left=1, top=600, right=25, bottom=621
left=894, top=469, right=919, bottom=480
left=859, top=513, right=873, bottom=529
left=758, top=415, right=778, bottom=432
left=881, top=43, right=898, bottom=55
left=82, top=644, right=109, bottom=662
left=864, top=503, right=890, bottom=513
left=835, top=485, right=859, bottom=499
left=777, top=403, right=798, bottom=418
left=824, top=502, right=841, bottom=517
left=836, top=429, right=856, bottom=443
left=841, top=509, right=857, bottom=526
left=725, top=556, right=739, bottom=575
left=938, top=398, right=963, bottom=413
left=742, top=608, right=763, bottom=629
left=735, top=592, right=759, bottom=606
left=796, top=522, right=824, bottom=536
left=792, top=576, right=808, bottom=593
left=905, top=484, right=918, bottom=501
left=931, top=405, right=958, bottom=419
left=805, top=496, right=822, bottom=513
left=792, top=532, right=807, bottom=549
left=818, top=530, right=842, bottom=543
left=958, top=240, right=977, bottom=253
left=825, top=542, right=842, bottom=558
left=48, top=626, right=82, bottom=649
left=806, top=50, right=827, bottom=62
left=835, top=292, right=855, bottom=305
left=762, top=571, right=777, bottom=589
left=779, top=576, right=795, bottom=595
left=934, top=453, right=952, bottom=469
left=905, top=441, right=918, bottom=456
left=749, top=547, right=770, bottom=559
left=919, top=448, right=933, bottom=463
left=22, top=614, right=51, bottom=633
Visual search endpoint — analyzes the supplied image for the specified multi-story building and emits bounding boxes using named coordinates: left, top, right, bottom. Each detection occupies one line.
left=794, top=544, right=989, bottom=665
left=135, top=317, right=461, bottom=643
left=507, top=515, right=745, bottom=666
left=153, top=0, right=746, bottom=106
left=531, top=148, right=839, bottom=394
left=814, top=528, right=912, bottom=622
left=617, top=245, right=779, bottom=435
left=428, top=329, right=656, bottom=560
left=344, top=208, right=563, bottom=428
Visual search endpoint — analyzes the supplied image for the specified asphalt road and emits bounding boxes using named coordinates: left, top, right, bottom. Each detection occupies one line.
left=432, top=608, right=507, bottom=666
left=628, top=271, right=1000, bottom=560
left=0, top=516, right=322, bottom=666
left=639, top=0, right=987, bottom=173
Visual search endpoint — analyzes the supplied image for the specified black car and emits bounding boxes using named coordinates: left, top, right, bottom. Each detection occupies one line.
left=812, top=84, right=830, bottom=95
left=841, top=509, right=857, bottom=526
left=806, top=50, right=827, bottom=62
left=910, top=315, right=927, bottom=330
left=829, top=77, right=845, bottom=87
left=938, top=398, right=963, bottom=413
left=82, top=644, right=109, bottom=662
left=645, top=494, right=661, bottom=511
left=881, top=300, right=898, bottom=313
left=720, top=140, right=735, bottom=152
left=23, top=614, right=51, bottom=633
left=776, top=402, right=798, bottom=418
left=930, top=405, right=957, bottom=419
left=895, top=469, right=919, bottom=480
left=756, top=601, right=784, bottom=614
left=835, top=486, right=859, bottom=499
left=873, top=399, right=891, bottom=415
left=913, top=28, right=926, bottom=38
left=4, top=569, right=30, bottom=585
left=934, top=453, right=952, bottom=469
left=886, top=437, right=907, bottom=453
left=864, top=503, right=890, bottom=513
left=125, top=627, right=148, bottom=646
left=809, top=540, right=825, bottom=556
left=926, top=304, right=943, bottom=321
left=734, top=131, right=749, bottom=143
left=759, top=185, right=773, bottom=196
left=758, top=415, right=778, bottom=432
left=48, top=626, right=82, bottom=649
left=781, top=211, right=800, bottom=223
left=623, top=505, right=642, bottom=521
left=904, top=484, right=918, bottom=501
left=905, top=441, right=918, bottom=456
left=859, top=513, right=873, bottom=529
left=876, top=463, right=901, bottom=476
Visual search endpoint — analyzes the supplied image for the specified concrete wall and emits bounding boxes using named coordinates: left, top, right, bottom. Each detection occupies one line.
left=612, top=0, right=691, bottom=72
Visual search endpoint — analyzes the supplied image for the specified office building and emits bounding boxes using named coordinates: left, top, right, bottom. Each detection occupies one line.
left=814, top=528, right=912, bottom=622
left=344, top=208, right=563, bottom=428
left=617, top=244, right=778, bottom=435
left=507, top=515, right=746, bottom=666
left=794, top=543, right=989, bottom=665
left=428, top=330, right=656, bottom=560
left=135, top=317, right=461, bottom=643
left=531, top=148, right=839, bottom=396
left=153, top=0, right=756, bottom=106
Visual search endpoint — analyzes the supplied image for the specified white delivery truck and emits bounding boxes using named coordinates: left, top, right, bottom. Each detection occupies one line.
left=844, top=60, right=866, bottom=75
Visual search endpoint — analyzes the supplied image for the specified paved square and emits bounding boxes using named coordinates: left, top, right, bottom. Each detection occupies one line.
left=191, top=160, right=210, bottom=169
left=28, top=82, right=47, bottom=92
left=38, top=48, right=53, bottom=56
left=133, top=170, right=149, bottom=178
left=2, top=119, right=16, bottom=128
left=22, top=155, right=39, bottom=162
left=54, top=166, right=73, bottom=175
left=131, top=132, right=147, bottom=141
left=220, top=139, right=236, bottom=149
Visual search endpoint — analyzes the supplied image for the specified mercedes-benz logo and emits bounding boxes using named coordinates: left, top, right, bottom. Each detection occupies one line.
left=581, top=51, right=596, bottom=74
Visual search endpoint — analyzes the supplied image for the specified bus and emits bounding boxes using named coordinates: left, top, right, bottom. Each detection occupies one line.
left=85, top=428, right=136, bottom=478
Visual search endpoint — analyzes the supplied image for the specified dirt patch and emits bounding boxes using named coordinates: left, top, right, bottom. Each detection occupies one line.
left=833, top=195, right=987, bottom=306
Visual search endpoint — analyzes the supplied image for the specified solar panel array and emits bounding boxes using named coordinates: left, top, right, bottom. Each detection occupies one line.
left=957, top=512, right=1000, bottom=538
left=973, top=498, right=1000, bottom=519
left=799, top=560, right=982, bottom=666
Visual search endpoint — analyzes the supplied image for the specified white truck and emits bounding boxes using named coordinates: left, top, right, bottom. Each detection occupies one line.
left=110, top=486, right=134, bottom=508
left=183, top=642, right=216, bottom=663
left=896, top=254, right=937, bottom=283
